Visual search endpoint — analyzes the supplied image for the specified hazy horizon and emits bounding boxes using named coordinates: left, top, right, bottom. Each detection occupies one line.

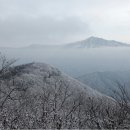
left=0, top=36, right=130, bottom=48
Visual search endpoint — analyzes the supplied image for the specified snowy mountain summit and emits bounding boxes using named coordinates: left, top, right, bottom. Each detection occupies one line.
left=8, top=62, right=113, bottom=100
left=65, top=36, right=130, bottom=48
left=10, top=62, right=103, bottom=97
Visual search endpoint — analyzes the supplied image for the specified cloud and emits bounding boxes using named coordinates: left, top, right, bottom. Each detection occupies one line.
left=0, top=15, right=91, bottom=46
left=0, top=0, right=130, bottom=46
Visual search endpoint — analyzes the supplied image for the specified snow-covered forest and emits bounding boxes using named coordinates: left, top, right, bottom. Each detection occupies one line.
left=0, top=54, right=130, bottom=129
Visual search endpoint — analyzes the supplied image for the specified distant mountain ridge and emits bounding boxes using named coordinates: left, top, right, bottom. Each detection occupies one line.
left=65, top=36, right=130, bottom=48
left=0, top=36, right=129, bottom=49
left=77, top=70, right=130, bottom=96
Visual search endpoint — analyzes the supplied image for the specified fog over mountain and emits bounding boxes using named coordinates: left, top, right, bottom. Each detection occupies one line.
left=0, top=37, right=130, bottom=77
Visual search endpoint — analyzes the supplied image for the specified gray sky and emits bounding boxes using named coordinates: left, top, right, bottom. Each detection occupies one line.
left=0, top=0, right=130, bottom=47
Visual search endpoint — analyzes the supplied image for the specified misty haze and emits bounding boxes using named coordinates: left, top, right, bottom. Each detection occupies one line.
left=0, top=0, right=130, bottom=129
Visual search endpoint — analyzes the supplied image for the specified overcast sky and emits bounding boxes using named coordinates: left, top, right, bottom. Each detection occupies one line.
left=0, top=0, right=130, bottom=47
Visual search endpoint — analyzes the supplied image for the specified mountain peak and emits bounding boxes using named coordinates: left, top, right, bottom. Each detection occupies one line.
left=87, top=36, right=99, bottom=39
left=86, top=36, right=105, bottom=42
left=66, top=36, right=130, bottom=48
